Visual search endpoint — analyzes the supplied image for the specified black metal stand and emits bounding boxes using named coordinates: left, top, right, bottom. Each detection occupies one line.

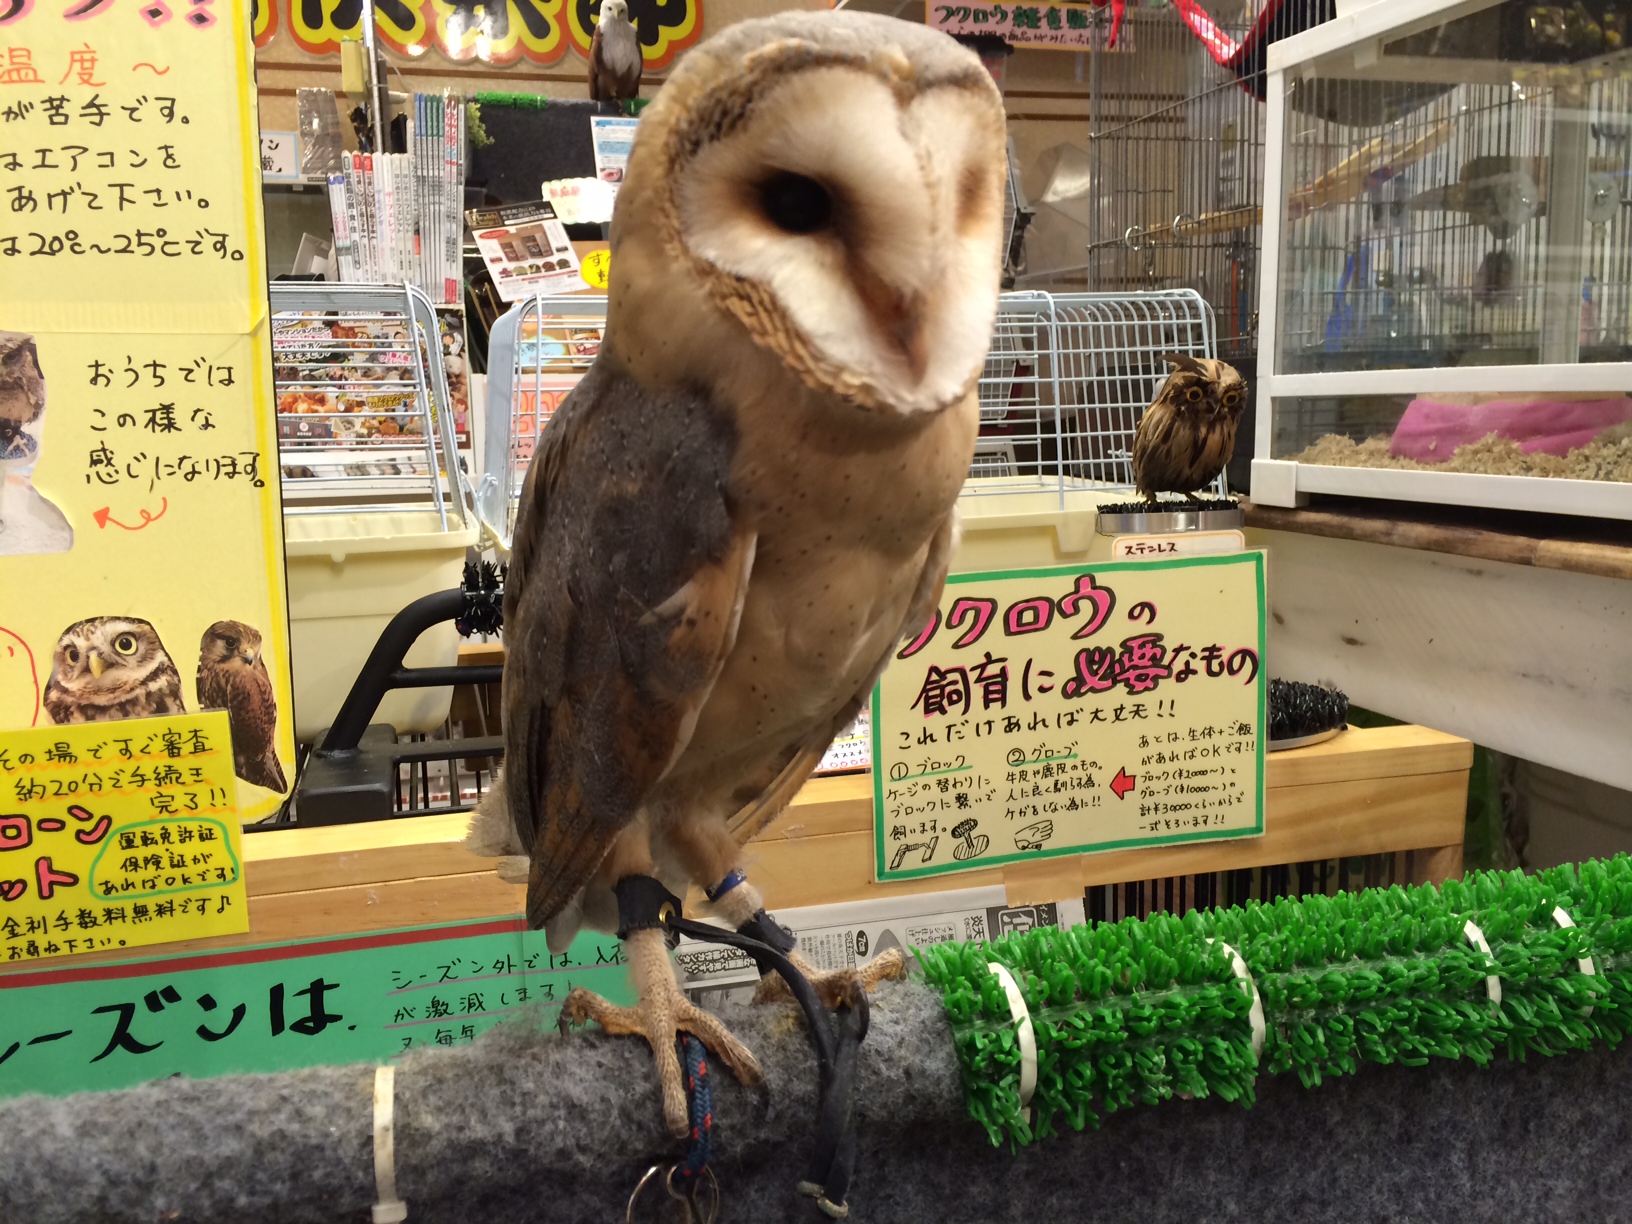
left=293, top=588, right=503, bottom=826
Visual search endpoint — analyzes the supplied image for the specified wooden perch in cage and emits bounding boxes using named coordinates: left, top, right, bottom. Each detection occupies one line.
left=1287, top=120, right=1453, bottom=219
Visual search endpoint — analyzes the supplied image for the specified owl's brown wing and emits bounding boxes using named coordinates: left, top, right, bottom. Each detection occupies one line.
left=1131, top=398, right=1182, bottom=498
left=727, top=508, right=958, bottom=844
left=504, top=357, right=753, bottom=930
left=199, top=658, right=287, bottom=793
left=587, top=25, right=607, bottom=101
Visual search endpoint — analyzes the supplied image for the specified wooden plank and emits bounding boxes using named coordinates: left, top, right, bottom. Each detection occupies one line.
left=1264, top=724, right=1471, bottom=788
left=743, top=769, right=1469, bottom=911
left=237, top=726, right=1470, bottom=894
left=1243, top=498, right=1632, bottom=583
left=243, top=812, right=487, bottom=897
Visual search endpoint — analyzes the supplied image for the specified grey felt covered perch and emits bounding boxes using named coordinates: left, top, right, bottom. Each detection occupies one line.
left=2, top=979, right=1628, bottom=1223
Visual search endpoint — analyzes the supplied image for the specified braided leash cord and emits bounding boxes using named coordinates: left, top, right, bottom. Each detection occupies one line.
left=674, top=1033, right=713, bottom=1184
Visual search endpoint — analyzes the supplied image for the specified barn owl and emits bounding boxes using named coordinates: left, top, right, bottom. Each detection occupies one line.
left=465, top=10, right=1005, bottom=1140
left=588, top=0, right=642, bottom=104
left=43, top=617, right=186, bottom=724
left=197, top=620, right=288, bottom=794
left=1131, top=354, right=1247, bottom=502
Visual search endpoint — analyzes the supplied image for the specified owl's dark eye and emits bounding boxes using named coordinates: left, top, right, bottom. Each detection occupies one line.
left=224, top=638, right=239, bottom=653
left=1222, top=390, right=1242, bottom=408
left=759, top=172, right=832, bottom=236
left=1184, top=386, right=1204, bottom=404
left=66, top=647, right=80, bottom=665
left=113, top=634, right=138, bottom=656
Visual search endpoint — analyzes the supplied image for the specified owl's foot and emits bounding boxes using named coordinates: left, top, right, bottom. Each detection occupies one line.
left=753, top=947, right=908, bottom=1009
left=559, top=928, right=762, bottom=1137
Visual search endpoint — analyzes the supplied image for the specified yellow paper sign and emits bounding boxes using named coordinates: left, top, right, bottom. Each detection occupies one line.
left=1, top=7, right=294, bottom=825
left=872, top=554, right=1266, bottom=881
left=0, top=6, right=265, bottom=335
left=579, top=249, right=611, bottom=289
left=0, top=712, right=248, bottom=964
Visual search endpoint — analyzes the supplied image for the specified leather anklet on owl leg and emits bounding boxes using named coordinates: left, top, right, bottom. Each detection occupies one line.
left=705, top=869, right=908, bottom=1008
left=557, top=875, right=762, bottom=1138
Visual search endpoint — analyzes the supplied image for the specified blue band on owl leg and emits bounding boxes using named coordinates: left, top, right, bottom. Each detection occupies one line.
left=704, top=868, right=746, bottom=902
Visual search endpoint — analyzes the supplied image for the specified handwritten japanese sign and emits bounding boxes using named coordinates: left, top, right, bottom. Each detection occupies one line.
left=0, top=712, right=248, bottom=964
left=872, top=554, right=1266, bottom=882
left=0, top=917, right=632, bottom=1098
left=1, top=5, right=294, bottom=827
left=927, top=0, right=1132, bottom=51
left=0, top=5, right=264, bottom=334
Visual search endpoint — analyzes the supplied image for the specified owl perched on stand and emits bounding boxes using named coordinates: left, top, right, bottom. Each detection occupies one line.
left=197, top=621, right=288, bottom=794
left=465, top=10, right=1006, bottom=1148
left=1131, top=354, right=1248, bottom=502
left=588, top=0, right=642, bottom=105
left=43, top=617, right=186, bottom=724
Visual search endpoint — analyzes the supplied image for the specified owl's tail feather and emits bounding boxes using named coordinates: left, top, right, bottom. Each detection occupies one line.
left=240, top=751, right=289, bottom=795
left=464, top=771, right=531, bottom=885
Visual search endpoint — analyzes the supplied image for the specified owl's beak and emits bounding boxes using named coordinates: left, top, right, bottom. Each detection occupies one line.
left=240, top=652, right=256, bottom=666
left=853, top=265, right=928, bottom=383
left=88, top=653, right=105, bottom=678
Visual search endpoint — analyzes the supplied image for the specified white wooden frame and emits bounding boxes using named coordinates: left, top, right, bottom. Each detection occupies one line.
left=1250, top=0, right=1632, bottom=521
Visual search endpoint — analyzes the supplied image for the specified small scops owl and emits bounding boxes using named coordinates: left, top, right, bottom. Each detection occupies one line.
left=588, top=0, right=642, bottom=104
left=197, top=620, right=288, bottom=794
left=1131, top=354, right=1247, bottom=502
left=467, top=10, right=1006, bottom=1139
left=43, top=617, right=186, bottom=724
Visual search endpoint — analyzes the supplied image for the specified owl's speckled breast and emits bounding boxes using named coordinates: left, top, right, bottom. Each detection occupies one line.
left=658, top=379, right=977, bottom=802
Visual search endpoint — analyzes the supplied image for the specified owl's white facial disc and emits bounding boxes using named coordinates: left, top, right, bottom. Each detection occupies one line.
left=674, top=65, right=1004, bottom=415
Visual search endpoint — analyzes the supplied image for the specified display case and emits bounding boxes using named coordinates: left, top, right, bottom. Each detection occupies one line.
left=1252, top=0, right=1632, bottom=520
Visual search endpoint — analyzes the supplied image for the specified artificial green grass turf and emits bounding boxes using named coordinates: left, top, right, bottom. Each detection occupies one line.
left=921, top=857, right=1632, bottom=1146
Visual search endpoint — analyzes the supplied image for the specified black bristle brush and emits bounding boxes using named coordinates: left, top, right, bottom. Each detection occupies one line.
left=1268, top=678, right=1349, bottom=750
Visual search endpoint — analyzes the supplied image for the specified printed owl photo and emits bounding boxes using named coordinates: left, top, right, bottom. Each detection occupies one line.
left=43, top=616, right=186, bottom=724
left=197, top=620, right=289, bottom=794
left=1131, top=353, right=1248, bottom=502
left=0, top=329, right=71, bottom=557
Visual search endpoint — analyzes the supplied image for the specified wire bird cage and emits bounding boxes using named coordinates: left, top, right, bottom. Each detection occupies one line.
left=1016, top=6, right=1271, bottom=362
left=270, top=282, right=472, bottom=526
left=1274, top=45, right=1632, bottom=381
left=480, top=288, right=1222, bottom=530
left=970, top=288, right=1226, bottom=499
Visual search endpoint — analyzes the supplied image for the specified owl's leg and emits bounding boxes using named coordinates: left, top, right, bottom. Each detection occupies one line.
left=559, top=927, right=762, bottom=1137
left=557, top=820, right=762, bottom=1138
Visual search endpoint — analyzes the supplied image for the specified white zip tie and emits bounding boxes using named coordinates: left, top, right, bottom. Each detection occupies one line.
left=373, top=1064, right=409, bottom=1224
left=986, top=961, right=1037, bottom=1124
left=1463, top=920, right=1502, bottom=1009
left=1209, top=939, right=1265, bottom=1060
left=1552, top=905, right=1597, bottom=1016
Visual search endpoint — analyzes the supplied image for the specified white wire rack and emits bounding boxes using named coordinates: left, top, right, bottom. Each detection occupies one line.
left=271, top=282, right=474, bottom=527
left=477, top=293, right=605, bottom=551
left=478, top=288, right=1220, bottom=539
left=970, top=289, right=1223, bottom=498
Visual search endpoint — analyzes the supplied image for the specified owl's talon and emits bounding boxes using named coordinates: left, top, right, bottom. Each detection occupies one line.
left=558, top=972, right=762, bottom=1138
left=754, top=947, right=908, bottom=1008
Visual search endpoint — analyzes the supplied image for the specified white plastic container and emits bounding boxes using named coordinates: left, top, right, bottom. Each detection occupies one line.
left=283, top=509, right=476, bottom=742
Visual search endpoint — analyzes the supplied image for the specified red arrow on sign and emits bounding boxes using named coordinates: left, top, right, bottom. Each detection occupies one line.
left=93, top=497, right=168, bottom=531
left=1110, top=767, right=1137, bottom=800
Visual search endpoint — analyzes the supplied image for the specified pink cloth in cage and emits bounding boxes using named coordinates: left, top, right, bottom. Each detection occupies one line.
left=1389, top=397, right=1632, bottom=462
